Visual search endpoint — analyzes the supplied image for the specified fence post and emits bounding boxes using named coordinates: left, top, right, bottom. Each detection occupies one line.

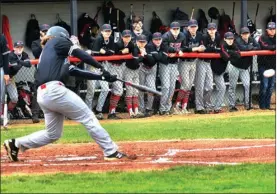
left=70, top=0, right=78, bottom=36
left=249, top=63, right=253, bottom=110
left=241, top=0, right=248, bottom=27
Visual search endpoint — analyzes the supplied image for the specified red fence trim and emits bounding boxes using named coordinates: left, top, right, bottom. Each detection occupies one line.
left=30, top=50, right=276, bottom=65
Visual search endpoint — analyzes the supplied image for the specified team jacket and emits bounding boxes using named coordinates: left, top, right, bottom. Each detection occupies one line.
left=8, top=51, right=31, bottom=77
left=31, top=39, right=42, bottom=59
left=220, top=42, right=241, bottom=69
left=235, top=36, right=260, bottom=69
left=113, top=40, right=135, bottom=65
left=202, top=33, right=227, bottom=75
left=147, top=41, right=169, bottom=65
left=161, top=31, right=186, bottom=63
left=92, top=34, right=115, bottom=56
left=257, top=34, right=276, bottom=69
left=0, top=34, right=10, bottom=75
left=182, top=31, right=204, bottom=61
left=124, top=42, right=141, bottom=70
left=131, top=30, right=152, bottom=43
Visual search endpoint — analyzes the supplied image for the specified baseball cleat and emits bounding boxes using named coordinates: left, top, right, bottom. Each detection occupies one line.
left=96, top=113, right=104, bottom=120
left=104, top=151, right=127, bottom=161
left=3, top=139, right=19, bottom=162
left=107, top=113, right=122, bottom=120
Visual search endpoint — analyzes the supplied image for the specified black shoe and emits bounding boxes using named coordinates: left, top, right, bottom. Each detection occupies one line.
left=214, top=109, right=223, bottom=114
left=159, top=111, right=167, bottom=115
left=3, top=139, right=19, bottom=162
left=145, top=109, right=153, bottom=117
left=32, top=116, right=40, bottom=123
left=104, top=151, right=127, bottom=161
left=229, top=107, right=238, bottom=112
left=107, top=113, right=122, bottom=120
left=195, top=109, right=207, bottom=114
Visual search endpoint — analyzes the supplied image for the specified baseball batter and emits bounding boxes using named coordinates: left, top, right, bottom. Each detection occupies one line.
left=0, top=34, right=10, bottom=124
left=3, top=26, right=129, bottom=162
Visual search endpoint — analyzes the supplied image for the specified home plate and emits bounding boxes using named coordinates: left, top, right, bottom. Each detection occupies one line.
left=152, top=157, right=170, bottom=163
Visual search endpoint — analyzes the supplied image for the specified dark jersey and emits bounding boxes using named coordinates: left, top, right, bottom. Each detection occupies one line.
left=9, top=51, right=31, bottom=77
left=35, top=37, right=73, bottom=86
left=35, top=37, right=103, bottom=87
left=0, top=34, right=10, bottom=75
left=125, top=44, right=141, bottom=70
left=202, top=33, right=227, bottom=75
left=257, top=34, right=276, bottom=69
left=31, top=39, right=42, bottom=59
left=235, top=36, right=260, bottom=69
left=113, top=40, right=135, bottom=65
left=220, top=41, right=241, bottom=69
left=182, top=31, right=203, bottom=61
left=162, top=31, right=186, bottom=63
left=92, top=34, right=115, bottom=56
left=147, top=41, right=169, bottom=65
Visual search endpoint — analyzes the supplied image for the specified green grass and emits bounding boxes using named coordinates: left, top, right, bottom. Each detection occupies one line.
left=1, top=115, right=275, bottom=144
left=1, top=164, right=275, bottom=193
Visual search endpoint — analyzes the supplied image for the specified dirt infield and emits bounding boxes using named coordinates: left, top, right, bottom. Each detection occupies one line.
left=1, top=139, right=275, bottom=176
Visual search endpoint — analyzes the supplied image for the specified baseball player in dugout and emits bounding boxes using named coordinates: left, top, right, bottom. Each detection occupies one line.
left=159, top=21, right=184, bottom=115
left=220, top=32, right=241, bottom=112
left=124, top=34, right=146, bottom=118
left=0, top=34, right=10, bottom=125
left=107, top=29, right=133, bottom=120
left=138, top=32, right=158, bottom=117
left=131, top=16, right=152, bottom=43
left=86, top=24, right=115, bottom=120
left=31, top=24, right=51, bottom=123
left=235, top=27, right=260, bottom=110
left=257, top=22, right=276, bottom=110
left=204, top=24, right=227, bottom=114
left=6, top=41, right=32, bottom=120
left=173, top=19, right=205, bottom=115
left=195, top=23, right=219, bottom=114
left=142, top=32, right=168, bottom=117
left=3, top=26, right=135, bottom=162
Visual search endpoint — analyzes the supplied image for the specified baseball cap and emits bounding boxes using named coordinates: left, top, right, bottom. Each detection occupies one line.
left=267, top=22, right=276, bottom=29
left=14, top=40, right=24, bottom=47
left=137, top=34, right=147, bottom=42
left=101, top=24, right=112, bottom=31
left=170, top=22, right=180, bottom=29
left=152, top=32, right=162, bottom=40
left=224, top=32, right=234, bottom=39
left=122, top=30, right=132, bottom=37
left=188, top=19, right=198, bottom=27
left=207, top=23, right=217, bottom=29
left=240, top=27, right=250, bottom=34
left=40, top=24, right=50, bottom=32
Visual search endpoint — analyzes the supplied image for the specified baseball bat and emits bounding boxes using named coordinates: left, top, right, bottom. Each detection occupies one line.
left=142, top=4, right=145, bottom=23
left=232, top=2, right=235, bottom=22
left=190, top=7, right=194, bottom=20
left=117, top=78, right=162, bottom=96
left=254, top=3, right=259, bottom=25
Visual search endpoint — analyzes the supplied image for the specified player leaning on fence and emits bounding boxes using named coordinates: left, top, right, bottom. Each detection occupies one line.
left=0, top=34, right=10, bottom=125
left=138, top=33, right=158, bottom=117
left=220, top=32, right=241, bottom=112
left=257, top=22, right=276, bottom=110
left=235, top=27, right=260, bottom=110
left=159, top=22, right=184, bottom=115
left=173, top=19, right=205, bottom=115
left=107, top=30, right=133, bottom=120
left=86, top=24, right=115, bottom=120
left=6, top=41, right=32, bottom=119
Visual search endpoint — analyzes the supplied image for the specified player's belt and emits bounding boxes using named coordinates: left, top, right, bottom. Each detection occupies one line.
left=39, top=81, right=64, bottom=90
left=112, top=63, right=122, bottom=66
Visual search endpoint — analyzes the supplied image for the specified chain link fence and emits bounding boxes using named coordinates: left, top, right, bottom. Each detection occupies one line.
left=1, top=51, right=275, bottom=124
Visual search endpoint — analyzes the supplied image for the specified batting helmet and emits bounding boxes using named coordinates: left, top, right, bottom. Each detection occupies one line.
left=46, top=26, right=70, bottom=38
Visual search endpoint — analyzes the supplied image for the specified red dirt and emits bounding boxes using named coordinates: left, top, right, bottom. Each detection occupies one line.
left=1, top=139, right=275, bottom=176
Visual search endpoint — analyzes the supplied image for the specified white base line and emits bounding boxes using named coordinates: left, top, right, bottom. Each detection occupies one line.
left=1, top=160, right=240, bottom=167
left=162, top=144, right=276, bottom=156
